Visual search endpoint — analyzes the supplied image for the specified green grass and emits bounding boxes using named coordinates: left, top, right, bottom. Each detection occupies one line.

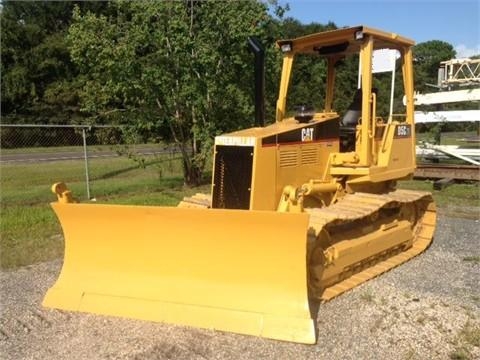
left=397, top=180, right=480, bottom=209
left=0, top=142, right=170, bottom=155
left=0, top=154, right=209, bottom=269
left=460, top=323, right=480, bottom=347
left=450, top=348, right=470, bottom=360
left=450, top=322, right=480, bottom=360
left=463, top=256, right=480, bottom=264
left=417, top=131, right=480, bottom=147
left=360, top=290, right=375, bottom=303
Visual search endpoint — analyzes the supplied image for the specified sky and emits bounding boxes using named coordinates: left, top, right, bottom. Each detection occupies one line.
left=282, top=0, right=480, bottom=58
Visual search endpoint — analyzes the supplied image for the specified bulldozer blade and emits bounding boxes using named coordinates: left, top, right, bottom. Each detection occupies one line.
left=43, top=203, right=316, bottom=344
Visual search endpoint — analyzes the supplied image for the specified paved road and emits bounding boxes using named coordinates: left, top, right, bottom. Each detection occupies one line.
left=0, top=147, right=178, bottom=164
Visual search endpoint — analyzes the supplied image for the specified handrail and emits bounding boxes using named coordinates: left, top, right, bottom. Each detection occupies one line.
left=370, top=93, right=377, bottom=163
left=370, top=93, right=376, bottom=139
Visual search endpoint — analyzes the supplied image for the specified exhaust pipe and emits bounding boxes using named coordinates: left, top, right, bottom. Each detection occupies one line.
left=248, top=36, right=265, bottom=127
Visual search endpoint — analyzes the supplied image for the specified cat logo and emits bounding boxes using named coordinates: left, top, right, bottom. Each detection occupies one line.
left=301, top=127, right=314, bottom=142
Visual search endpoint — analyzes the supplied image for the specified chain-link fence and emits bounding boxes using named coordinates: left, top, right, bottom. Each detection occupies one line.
left=0, top=124, right=181, bottom=203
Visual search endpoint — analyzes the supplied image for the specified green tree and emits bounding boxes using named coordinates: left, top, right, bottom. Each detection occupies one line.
left=273, top=18, right=342, bottom=114
left=0, top=1, right=109, bottom=123
left=68, top=0, right=276, bottom=186
left=413, top=40, right=456, bottom=92
left=269, top=18, right=362, bottom=116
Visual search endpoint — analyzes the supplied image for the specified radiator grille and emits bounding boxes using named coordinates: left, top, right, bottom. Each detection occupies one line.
left=212, top=145, right=253, bottom=209
left=301, top=147, right=318, bottom=165
left=279, top=149, right=298, bottom=168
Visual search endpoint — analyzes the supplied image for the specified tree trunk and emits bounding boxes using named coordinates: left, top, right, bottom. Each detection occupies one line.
left=156, top=98, right=204, bottom=187
left=182, top=158, right=203, bottom=187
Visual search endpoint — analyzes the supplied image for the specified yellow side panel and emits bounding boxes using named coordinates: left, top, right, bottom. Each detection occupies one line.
left=43, top=203, right=315, bottom=344
left=250, top=145, right=276, bottom=210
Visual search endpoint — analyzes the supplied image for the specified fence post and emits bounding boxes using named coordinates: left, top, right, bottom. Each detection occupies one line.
left=82, top=128, right=91, bottom=199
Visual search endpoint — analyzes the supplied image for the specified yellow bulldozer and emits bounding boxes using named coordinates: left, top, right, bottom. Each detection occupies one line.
left=43, top=26, right=436, bottom=344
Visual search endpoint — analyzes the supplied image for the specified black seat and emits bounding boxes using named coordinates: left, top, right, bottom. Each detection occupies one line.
left=341, top=89, right=362, bottom=128
left=340, top=89, right=362, bottom=152
left=339, top=88, right=377, bottom=152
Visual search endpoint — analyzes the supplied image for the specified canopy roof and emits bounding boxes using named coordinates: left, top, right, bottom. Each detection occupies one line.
left=277, top=25, right=415, bottom=57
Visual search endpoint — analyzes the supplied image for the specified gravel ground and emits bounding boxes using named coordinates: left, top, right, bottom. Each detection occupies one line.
left=1, top=211, right=479, bottom=360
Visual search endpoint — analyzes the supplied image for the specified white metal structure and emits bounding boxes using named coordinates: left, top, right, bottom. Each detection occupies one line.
left=414, top=110, right=480, bottom=124
left=409, top=58, right=479, bottom=124
left=438, top=58, right=480, bottom=87
left=411, top=58, right=479, bottom=165
left=416, top=143, right=480, bottom=165
left=412, top=88, right=480, bottom=105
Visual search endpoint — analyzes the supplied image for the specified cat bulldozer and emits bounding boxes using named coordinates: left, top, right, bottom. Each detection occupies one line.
left=43, top=26, right=436, bottom=344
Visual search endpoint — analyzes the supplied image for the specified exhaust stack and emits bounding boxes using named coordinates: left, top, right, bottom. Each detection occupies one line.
left=248, top=36, right=265, bottom=127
